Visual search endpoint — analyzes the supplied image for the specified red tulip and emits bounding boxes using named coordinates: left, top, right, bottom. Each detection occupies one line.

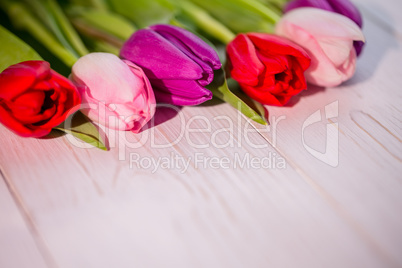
left=227, top=33, right=311, bottom=106
left=0, top=61, right=81, bottom=137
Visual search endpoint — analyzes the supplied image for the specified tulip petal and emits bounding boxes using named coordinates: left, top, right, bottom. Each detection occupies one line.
left=123, top=59, right=156, bottom=132
left=13, top=91, right=45, bottom=113
left=247, top=33, right=311, bottom=70
left=0, top=104, right=50, bottom=138
left=284, top=0, right=364, bottom=56
left=285, top=0, right=362, bottom=28
left=279, top=8, right=364, bottom=42
left=227, top=34, right=265, bottom=86
left=151, top=78, right=212, bottom=106
left=285, top=0, right=333, bottom=12
left=327, top=0, right=362, bottom=27
left=155, top=31, right=214, bottom=86
left=71, top=53, right=143, bottom=104
left=120, top=29, right=204, bottom=81
left=276, top=8, right=363, bottom=87
left=51, top=71, right=81, bottom=113
left=79, top=96, right=151, bottom=132
left=151, top=25, right=221, bottom=69
left=123, top=60, right=155, bottom=109
left=120, top=25, right=222, bottom=106
left=78, top=86, right=126, bottom=130
left=150, top=24, right=221, bottom=86
left=318, top=38, right=352, bottom=67
left=240, top=83, right=288, bottom=106
left=0, top=60, right=80, bottom=137
left=0, top=61, right=50, bottom=100
left=8, top=91, right=51, bottom=124
left=37, top=72, right=81, bottom=129
left=71, top=53, right=155, bottom=131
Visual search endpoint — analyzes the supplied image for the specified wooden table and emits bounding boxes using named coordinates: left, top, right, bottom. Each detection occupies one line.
left=1, top=1, right=401, bottom=267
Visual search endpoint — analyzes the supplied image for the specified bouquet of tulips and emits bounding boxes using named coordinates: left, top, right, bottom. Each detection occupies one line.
left=0, top=0, right=365, bottom=150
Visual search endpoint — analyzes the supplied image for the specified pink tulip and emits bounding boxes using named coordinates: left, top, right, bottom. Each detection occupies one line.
left=70, top=53, right=155, bottom=132
left=284, top=0, right=364, bottom=56
left=275, top=8, right=365, bottom=87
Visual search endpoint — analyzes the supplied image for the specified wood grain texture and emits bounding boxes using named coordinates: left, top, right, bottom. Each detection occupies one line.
left=248, top=9, right=402, bottom=267
left=0, top=104, right=390, bottom=268
left=354, top=0, right=402, bottom=37
left=0, top=169, right=48, bottom=268
left=0, top=1, right=401, bottom=268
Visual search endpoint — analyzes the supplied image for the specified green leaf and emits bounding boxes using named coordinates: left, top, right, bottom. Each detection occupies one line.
left=70, top=8, right=136, bottom=40
left=68, top=0, right=109, bottom=11
left=108, top=0, right=177, bottom=28
left=0, top=25, right=42, bottom=72
left=18, top=0, right=89, bottom=57
left=179, top=1, right=235, bottom=44
left=188, top=0, right=278, bottom=34
left=55, top=111, right=108, bottom=151
left=1, top=1, right=78, bottom=67
left=46, top=0, right=89, bottom=57
left=90, top=40, right=120, bottom=55
left=68, top=7, right=136, bottom=47
left=207, top=68, right=268, bottom=125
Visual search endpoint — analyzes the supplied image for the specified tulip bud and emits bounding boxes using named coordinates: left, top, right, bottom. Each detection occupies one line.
left=0, top=61, right=81, bottom=138
left=120, top=24, right=222, bottom=106
left=70, top=53, right=155, bottom=132
left=276, top=8, right=365, bottom=87
left=227, top=33, right=311, bottom=106
left=284, top=0, right=364, bottom=55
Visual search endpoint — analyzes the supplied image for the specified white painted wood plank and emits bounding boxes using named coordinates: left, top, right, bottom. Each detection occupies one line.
left=0, top=103, right=389, bottom=268
left=0, top=1, right=400, bottom=267
left=248, top=8, right=402, bottom=267
left=0, top=170, right=48, bottom=268
left=354, top=0, right=402, bottom=37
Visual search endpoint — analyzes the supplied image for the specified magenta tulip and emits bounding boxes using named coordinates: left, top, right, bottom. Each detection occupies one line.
left=120, top=24, right=222, bottom=106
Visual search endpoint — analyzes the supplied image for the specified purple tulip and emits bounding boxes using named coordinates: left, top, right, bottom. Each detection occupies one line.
left=284, top=0, right=364, bottom=56
left=120, top=24, right=222, bottom=106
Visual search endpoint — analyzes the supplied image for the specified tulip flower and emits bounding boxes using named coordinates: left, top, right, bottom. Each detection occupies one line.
left=120, top=24, right=222, bottom=106
left=70, top=53, right=155, bottom=132
left=275, top=8, right=365, bottom=87
left=284, top=0, right=364, bottom=55
left=227, top=33, right=311, bottom=106
left=0, top=61, right=81, bottom=138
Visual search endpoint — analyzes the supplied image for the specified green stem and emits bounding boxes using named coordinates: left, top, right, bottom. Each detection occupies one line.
left=67, top=8, right=136, bottom=42
left=89, top=0, right=109, bottom=11
left=236, top=0, right=281, bottom=23
left=169, top=17, right=186, bottom=28
left=47, top=0, right=89, bottom=57
left=20, top=0, right=78, bottom=58
left=68, top=0, right=108, bottom=10
left=180, top=1, right=235, bottom=44
left=92, top=41, right=120, bottom=55
left=5, top=2, right=78, bottom=67
left=71, top=18, right=125, bottom=48
left=256, top=0, right=288, bottom=7
left=208, top=69, right=267, bottom=125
